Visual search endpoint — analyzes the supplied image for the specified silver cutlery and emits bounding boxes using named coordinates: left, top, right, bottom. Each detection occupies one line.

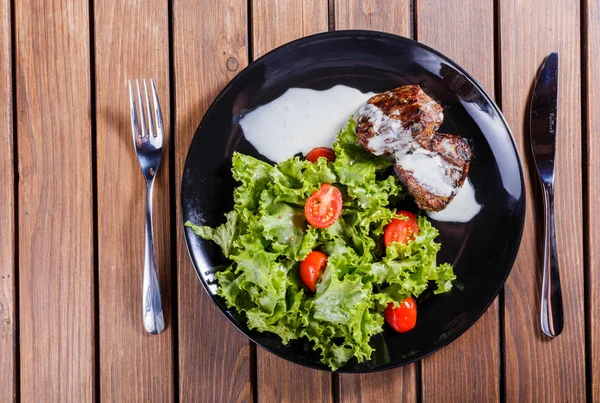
left=128, top=79, right=165, bottom=335
left=530, top=52, right=563, bottom=337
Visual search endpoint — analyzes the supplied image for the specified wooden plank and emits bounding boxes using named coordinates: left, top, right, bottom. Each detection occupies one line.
left=586, top=0, right=600, bottom=400
left=333, top=2, right=417, bottom=401
left=250, top=1, right=331, bottom=401
left=252, top=0, right=328, bottom=58
left=15, top=1, right=94, bottom=401
left=417, top=1, right=500, bottom=401
left=94, top=1, right=174, bottom=400
left=173, top=0, right=253, bottom=401
left=0, top=0, right=14, bottom=400
left=257, top=352, right=331, bottom=403
left=500, top=0, right=586, bottom=401
left=334, top=0, right=410, bottom=34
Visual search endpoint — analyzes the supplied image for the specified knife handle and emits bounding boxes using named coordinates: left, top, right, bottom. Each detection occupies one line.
left=540, top=183, right=564, bottom=337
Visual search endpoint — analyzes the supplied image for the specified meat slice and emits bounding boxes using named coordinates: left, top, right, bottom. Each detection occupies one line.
left=355, top=85, right=472, bottom=212
left=394, top=133, right=471, bottom=211
left=356, top=85, right=443, bottom=155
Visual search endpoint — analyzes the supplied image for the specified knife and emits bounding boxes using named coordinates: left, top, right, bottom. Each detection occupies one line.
left=530, top=51, right=564, bottom=337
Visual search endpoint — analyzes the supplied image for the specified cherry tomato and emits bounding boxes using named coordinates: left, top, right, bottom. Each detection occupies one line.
left=300, top=251, right=328, bottom=292
left=304, top=184, right=343, bottom=228
left=305, top=147, right=336, bottom=163
left=384, top=211, right=419, bottom=246
left=384, top=297, right=417, bottom=333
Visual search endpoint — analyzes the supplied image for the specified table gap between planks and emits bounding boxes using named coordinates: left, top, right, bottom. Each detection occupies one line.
left=0, top=0, right=592, bottom=401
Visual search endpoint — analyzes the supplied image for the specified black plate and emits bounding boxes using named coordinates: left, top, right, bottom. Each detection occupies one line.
left=181, top=30, right=525, bottom=372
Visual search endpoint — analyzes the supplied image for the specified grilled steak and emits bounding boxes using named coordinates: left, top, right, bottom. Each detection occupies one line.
left=394, top=133, right=471, bottom=211
left=356, top=85, right=443, bottom=154
left=356, top=85, right=472, bottom=211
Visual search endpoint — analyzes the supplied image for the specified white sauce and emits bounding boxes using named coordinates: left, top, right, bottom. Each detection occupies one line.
left=395, top=149, right=457, bottom=197
left=363, top=103, right=413, bottom=155
left=426, top=179, right=481, bottom=222
left=240, top=85, right=374, bottom=163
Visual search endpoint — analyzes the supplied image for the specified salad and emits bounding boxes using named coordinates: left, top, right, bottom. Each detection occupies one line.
left=185, top=117, right=456, bottom=371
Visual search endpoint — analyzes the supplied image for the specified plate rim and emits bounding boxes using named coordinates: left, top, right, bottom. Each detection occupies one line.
left=181, top=29, right=526, bottom=373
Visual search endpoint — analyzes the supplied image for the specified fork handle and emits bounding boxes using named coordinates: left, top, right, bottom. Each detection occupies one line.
left=143, top=180, right=165, bottom=334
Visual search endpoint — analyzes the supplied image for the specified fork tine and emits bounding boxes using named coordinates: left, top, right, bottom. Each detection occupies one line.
left=128, top=80, right=141, bottom=139
left=143, top=79, right=155, bottom=138
left=150, top=79, right=164, bottom=140
left=136, top=79, right=147, bottom=138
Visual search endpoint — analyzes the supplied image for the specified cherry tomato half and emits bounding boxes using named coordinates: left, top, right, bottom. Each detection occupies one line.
left=306, top=147, right=336, bottom=163
left=384, top=297, right=417, bottom=333
left=304, top=184, right=343, bottom=228
left=300, top=251, right=328, bottom=292
left=384, top=211, right=419, bottom=246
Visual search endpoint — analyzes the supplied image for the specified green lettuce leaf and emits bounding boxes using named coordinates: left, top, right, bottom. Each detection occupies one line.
left=232, top=152, right=273, bottom=210
left=333, top=116, right=394, bottom=188
left=184, top=210, right=239, bottom=258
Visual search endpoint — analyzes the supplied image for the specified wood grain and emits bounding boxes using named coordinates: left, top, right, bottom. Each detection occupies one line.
left=337, top=367, right=416, bottom=403
left=334, top=0, right=410, bottom=34
left=250, top=1, right=331, bottom=401
left=333, top=2, right=417, bottom=401
left=586, top=0, right=600, bottom=400
left=500, top=0, right=586, bottom=401
left=417, top=1, right=500, bottom=401
left=173, top=0, right=252, bottom=401
left=15, top=0, right=94, bottom=401
left=257, top=350, right=332, bottom=402
left=0, top=0, right=14, bottom=400
left=252, top=0, right=328, bottom=59
left=94, top=1, right=174, bottom=400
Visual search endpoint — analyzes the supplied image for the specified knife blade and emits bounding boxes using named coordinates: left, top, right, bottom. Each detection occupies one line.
left=531, top=52, right=559, bottom=184
left=530, top=51, right=563, bottom=337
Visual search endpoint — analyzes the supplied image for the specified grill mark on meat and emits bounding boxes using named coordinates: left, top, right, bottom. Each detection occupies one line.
left=356, top=85, right=443, bottom=153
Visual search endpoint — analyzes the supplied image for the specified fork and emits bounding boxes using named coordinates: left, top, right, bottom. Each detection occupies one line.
left=129, top=79, right=165, bottom=335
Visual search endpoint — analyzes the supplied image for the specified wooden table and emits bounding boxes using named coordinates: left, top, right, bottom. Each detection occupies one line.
left=0, top=0, right=594, bottom=401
